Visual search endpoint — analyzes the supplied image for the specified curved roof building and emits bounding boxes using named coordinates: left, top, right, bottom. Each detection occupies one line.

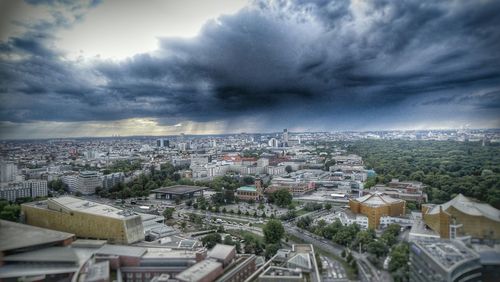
left=349, top=192, right=406, bottom=229
left=422, top=194, right=500, bottom=240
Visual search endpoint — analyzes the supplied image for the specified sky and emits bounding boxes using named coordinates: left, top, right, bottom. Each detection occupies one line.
left=0, top=0, right=499, bottom=139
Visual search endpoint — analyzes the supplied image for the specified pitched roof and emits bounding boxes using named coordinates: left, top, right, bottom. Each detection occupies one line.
left=353, top=192, right=404, bottom=206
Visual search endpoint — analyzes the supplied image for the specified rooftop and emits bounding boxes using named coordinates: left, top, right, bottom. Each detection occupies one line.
left=237, top=185, right=257, bottom=192
left=3, top=247, right=79, bottom=263
left=0, top=220, right=74, bottom=253
left=208, top=244, right=235, bottom=260
left=152, top=185, right=208, bottom=195
left=426, top=194, right=500, bottom=222
left=96, top=244, right=146, bottom=257
left=353, top=192, right=404, bottom=206
left=24, top=196, right=139, bottom=219
left=176, top=259, right=222, bottom=281
left=413, top=240, right=480, bottom=269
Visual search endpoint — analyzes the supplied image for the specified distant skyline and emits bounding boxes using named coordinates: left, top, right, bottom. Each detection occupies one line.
left=1, top=0, right=499, bottom=139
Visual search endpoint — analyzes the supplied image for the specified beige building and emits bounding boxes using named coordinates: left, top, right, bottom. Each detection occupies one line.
left=22, top=196, right=144, bottom=244
left=422, top=194, right=500, bottom=241
left=349, top=192, right=406, bottom=229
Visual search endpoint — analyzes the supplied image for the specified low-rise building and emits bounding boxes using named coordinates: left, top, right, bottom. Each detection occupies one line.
left=22, top=196, right=144, bottom=244
left=349, top=192, right=406, bottom=229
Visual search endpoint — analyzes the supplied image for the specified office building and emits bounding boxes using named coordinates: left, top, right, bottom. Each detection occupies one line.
left=349, top=192, right=406, bottom=229
left=156, top=139, right=169, bottom=148
left=176, top=259, right=224, bottom=282
left=422, top=194, right=500, bottom=241
left=101, top=172, right=124, bottom=190
left=22, top=196, right=144, bottom=244
left=410, top=240, right=482, bottom=282
left=77, top=171, right=101, bottom=195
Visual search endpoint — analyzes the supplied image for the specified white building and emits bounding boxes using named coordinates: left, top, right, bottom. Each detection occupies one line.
left=102, top=172, right=125, bottom=190
left=0, top=180, right=47, bottom=202
left=268, top=138, right=279, bottom=147
left=62, top=172, right=101, bottom=195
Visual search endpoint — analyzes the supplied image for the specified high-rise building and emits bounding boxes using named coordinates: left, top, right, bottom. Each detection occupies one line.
left=283, top=128, right=289, bottom=146
left=156, top=139, right=170, bottom=148
left=0, top=180, right=47, bottom=202
left=0, top=162, right=17, bottom=183
left=77, top=171, right=101, bottom=195
left=268, top=138, right=279, bottom=147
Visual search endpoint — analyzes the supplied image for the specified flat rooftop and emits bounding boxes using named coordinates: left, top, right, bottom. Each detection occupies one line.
left=152, top=185, right=208, bottom=195
left=414, top=240, right=479, bottom=269
left=0, top=220, right=74, bottom=253
left=24, top=196, right=139, bottom=220
left=176, top=259, right=222, bottom=281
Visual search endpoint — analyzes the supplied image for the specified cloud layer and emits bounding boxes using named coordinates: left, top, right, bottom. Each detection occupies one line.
left=1, top=0, right=499, bottom=138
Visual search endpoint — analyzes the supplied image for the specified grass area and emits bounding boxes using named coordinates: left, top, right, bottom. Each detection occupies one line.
left=227, top=229, right=264, bottom=241
left=287, top=233, right=358, bottom=281
left=295, top=209, right=310, bottom=216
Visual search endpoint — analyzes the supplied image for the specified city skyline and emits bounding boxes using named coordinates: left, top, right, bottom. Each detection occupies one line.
left=1, top=0, right=500, bottom=139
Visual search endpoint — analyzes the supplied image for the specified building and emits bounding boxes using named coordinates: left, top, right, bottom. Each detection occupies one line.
left=0, top=161, right=17, bottom=183
left=156, top=138, right=170, bottom=148
left=176, top=259, right=224, bottom=282
left=216, top=254, right=256, bottom=282
left=62, top=171, right=101, bottom=195
left=410, top=240, right=482, bottom=282
left=266, top=182, right=315, bottom=196
left=349, top=192, right=406, bottom=229
left=22, top=196, right=144, bottom=244
left=101, top=172, right=124, bottom=190
left=152, top=185, right=207, bottom=200
left=370, top=182, right=428, bottom=203
left=236, top=179, right=263, bottom=202
left=247, top=244, right=321, bottom=282
left=0, top=180, right=48, bottom=202
left=208, top=244, right=236, bottom=267
left=77, top=171, right=101, bottom=195
left=283, top=129, right=289, bottom=146
left=422, top=194, right=500, bottom=241
left=0, top=220, right=76, bottom=281
left=268, top=138, right=279, bottom=148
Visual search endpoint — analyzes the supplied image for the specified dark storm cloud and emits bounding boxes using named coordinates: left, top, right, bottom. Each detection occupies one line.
left=1, top=0, right=500, bottom=128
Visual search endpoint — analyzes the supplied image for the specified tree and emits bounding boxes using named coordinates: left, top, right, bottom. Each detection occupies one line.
left=263, top=219, right=285, bottom=244
left=163, top=207, right=175, bottom=220
left=324, top=203, right=332, bottom=210
left=201, top=233, right=222, bottom=249
left=285, top=165, right=293, bottom=174
left=270, top=189, right=293, bottom=207
left=265, top=243, right=281, bottom=259
left=0, top=204, right=20, bottom=222
left=367, top=240, right=388, bottom=258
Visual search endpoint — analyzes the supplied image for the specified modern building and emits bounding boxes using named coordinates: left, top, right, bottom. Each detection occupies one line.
left=77, top=171, right=101, bottom=195
left=349, top=192, right=406, bottom=229
left=266, top=182, right=315, bottom=196
left=152, top=185, right=207, bottom=200
left=0, top=220, right=76, bottom=281
left=62, top=171, right=101, bottom=195
left=156, top=139, right=170, bottom=148
left=22, top=196, right=144, bottom=244
left=422, top=194, right=500, bottom=241
left=410, top=240, right=482, bottom=282
left=101, top=172, right=124, bottom=190
left=370, top=183, right=428, bottom=204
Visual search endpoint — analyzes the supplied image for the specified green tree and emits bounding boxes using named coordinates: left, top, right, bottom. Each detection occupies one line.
left=263, top=219, right=285, bottom=244
left=163, top=207, right=175, bottom=220
left=201, top=233, right=222, bottom=249
left=265, top=243, right=281, bottom=259
left=367, top=240, right=388, bottom=258
left=270, top=189, right=293, bottom=207
left=285, top=165, right=293, bottom=174
left=324, top=203, right=332, bottom=210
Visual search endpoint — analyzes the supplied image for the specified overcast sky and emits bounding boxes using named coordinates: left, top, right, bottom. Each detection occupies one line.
left=0, top=0, right=499, bottom=139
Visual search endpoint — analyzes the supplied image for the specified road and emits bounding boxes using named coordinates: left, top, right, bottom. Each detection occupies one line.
left=284, top=222, right=393, bottom=282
